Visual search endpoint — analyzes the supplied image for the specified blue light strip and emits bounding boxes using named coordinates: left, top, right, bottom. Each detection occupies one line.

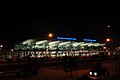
left=57, top=37, right=77, bottom=41
left=83, top=39, right=96, bottom=42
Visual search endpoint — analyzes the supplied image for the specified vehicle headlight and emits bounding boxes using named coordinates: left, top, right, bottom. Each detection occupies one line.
left=90, top=72, right=92, bottom=75
left=94, top=72, right=97, bottom=76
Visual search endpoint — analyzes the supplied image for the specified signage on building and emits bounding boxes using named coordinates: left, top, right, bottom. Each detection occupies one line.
left=83, top=39, right=96, bottom=42
left=57, top=37, right=77, bottom=41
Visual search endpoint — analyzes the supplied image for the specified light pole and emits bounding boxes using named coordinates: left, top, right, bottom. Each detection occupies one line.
left=0, top=45, right=3, bottom=58
left=106, top=25, right=116, bottom=48
left=105, top=38, right=111, bottom=54
left=48, top=33, right=53, bottom=58
left=0, top=44, right=6, bottom=59
left=105, top=38, right=111, bottom=53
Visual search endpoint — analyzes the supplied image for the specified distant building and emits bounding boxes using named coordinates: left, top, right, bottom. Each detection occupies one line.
left=14, top=39, right=105, bottom=58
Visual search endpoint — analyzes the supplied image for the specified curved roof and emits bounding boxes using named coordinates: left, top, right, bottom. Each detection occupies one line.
left=14, top=39, right=105, bottom=50
left=22, top=39, right=36, bottom=45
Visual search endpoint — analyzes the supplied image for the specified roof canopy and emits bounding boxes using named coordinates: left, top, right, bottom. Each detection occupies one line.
left=14, top=39, right=105, bottom=50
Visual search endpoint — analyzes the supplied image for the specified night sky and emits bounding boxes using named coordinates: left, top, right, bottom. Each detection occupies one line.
left=1, top=15, right=120, bottom=48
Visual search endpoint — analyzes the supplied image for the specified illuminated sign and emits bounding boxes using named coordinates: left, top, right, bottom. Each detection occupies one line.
left=83, top=39, right=96, bottom=42
left=57, top=37, right=77, bottom=41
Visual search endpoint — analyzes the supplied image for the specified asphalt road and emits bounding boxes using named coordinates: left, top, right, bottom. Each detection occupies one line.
left=0, top=58, right=120, bottom=80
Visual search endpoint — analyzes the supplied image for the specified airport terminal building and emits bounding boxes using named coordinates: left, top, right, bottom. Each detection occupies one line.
left=13, top=37, right=105, bottom=58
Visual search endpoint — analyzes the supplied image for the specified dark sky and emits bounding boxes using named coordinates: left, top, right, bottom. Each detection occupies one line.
left=1, top=15, right=120, bottom=48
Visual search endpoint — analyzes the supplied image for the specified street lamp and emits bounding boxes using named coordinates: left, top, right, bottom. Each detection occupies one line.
left=11, top=49, right=14, bottom=52
left=0, top=45, right=3, bottom=50
left=105, top=38, right=111, bottom=47
left=108, top=25, right=110, bottom=28
left=0, top=45, right=3, bottom=48
left=48, top=33, right=53, bottom=38
left=106, top=38, right=110, bottom=42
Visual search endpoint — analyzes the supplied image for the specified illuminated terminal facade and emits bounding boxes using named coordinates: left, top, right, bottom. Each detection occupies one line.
left=13, top=37, right=105, bottom=58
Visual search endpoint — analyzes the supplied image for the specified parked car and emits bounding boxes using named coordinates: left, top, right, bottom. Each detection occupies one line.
left=89, top=65, right=107, bottom=79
